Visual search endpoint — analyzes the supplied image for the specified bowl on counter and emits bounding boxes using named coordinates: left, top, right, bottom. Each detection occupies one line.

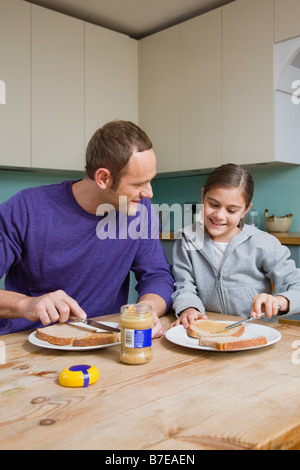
left=264, top=209, right=293, bottom=232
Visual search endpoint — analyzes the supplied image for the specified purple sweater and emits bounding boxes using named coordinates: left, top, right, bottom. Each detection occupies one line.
left=0, top=180, right=174, bottom=335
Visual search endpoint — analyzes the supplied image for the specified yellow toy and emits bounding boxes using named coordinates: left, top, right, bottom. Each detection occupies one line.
left=59, top=364, right=99, bottom=388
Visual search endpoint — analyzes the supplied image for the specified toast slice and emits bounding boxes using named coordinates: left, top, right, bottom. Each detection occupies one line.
left=199, top=335, right=267, bottom=351
left=187, top=319, right=245, bottom=339
left=35, top=322, right=120, bottom=347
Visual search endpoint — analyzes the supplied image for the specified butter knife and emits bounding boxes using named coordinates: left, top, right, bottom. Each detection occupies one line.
left=69, top=315, right=120, bottom=333
left=216, top=305, right=283, bottom=334
left=215, top=316, right=258, bottom=334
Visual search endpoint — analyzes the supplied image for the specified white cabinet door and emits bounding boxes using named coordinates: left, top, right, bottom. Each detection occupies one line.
left=140, top=10, right=222, bottom=174
left=140, top=26, right=180, bottom=174
left=31, top=5, right=85, bottom=171
left=0, top=0, right=31, bottom=167
left=179, top=10, right=222, bottom=171
left=222, top=0, right=275, bottom=165
left=275, top=0, right=300, bottom=43
left=84, top=23, right=138, bottom=146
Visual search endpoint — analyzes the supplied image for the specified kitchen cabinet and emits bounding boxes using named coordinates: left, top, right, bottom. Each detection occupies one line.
left=32, top=5, right=138, bottom=171
left=222, top=0, right=300, bottom=167
left=140, top=26, right=180, bottom=173
left=84, top=23, right=138, bottom=147
left=0, top=0, right=31, bottom=167
left=31, top=5, right=85, bottom=171
left=141, top=0, right=300, bottom=174
left=140, top=10, right=222, bottom=174
left=222, top=0, right=275, bottom=165
left=179, top=10, right=222, bottom=171
left=1, top=2, right=138, bottom=172
left=274, top=0, right=300, bottom=43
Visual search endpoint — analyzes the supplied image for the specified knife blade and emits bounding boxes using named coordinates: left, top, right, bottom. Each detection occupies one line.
left=216, top=304, right=283, bottom=334
left=215, top=316, right=257, bottom=333
left=69, top=316, right=120, bottom=333
left=216, top=305, right=282, bottom=333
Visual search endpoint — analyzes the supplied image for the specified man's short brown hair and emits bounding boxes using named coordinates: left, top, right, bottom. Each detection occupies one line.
left=85, top=120, right=152, bottom=187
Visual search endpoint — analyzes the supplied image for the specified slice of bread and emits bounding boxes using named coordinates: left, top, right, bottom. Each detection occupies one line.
left=187, top=319, right=245, bottom=339
left=199, top=335, right=267, bottom=351
left=36, top=322, right=120, bottom=347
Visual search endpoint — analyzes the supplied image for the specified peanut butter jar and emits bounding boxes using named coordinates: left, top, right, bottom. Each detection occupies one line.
left=119, top=304, right=153, bottom=365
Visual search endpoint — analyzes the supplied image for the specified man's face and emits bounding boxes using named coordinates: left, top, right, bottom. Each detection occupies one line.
left=106, top=148, right=157, bottom=215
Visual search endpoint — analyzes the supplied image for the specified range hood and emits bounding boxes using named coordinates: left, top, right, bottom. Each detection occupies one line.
left=276, top=36, right=300, bottom=96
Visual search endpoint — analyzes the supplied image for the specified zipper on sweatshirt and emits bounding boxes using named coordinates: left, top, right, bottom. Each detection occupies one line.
left=216, top=272, right=228, bottom=315
left=198, top=247, right=228, bottom=315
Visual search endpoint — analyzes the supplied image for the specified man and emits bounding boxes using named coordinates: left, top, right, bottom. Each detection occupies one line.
left=0, top=120, right=174, bottom=337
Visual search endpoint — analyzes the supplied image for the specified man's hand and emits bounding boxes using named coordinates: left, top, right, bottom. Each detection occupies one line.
left=151, top=310, right=163, bottom=338
left=16, top=290, right=86, bottom=325
left=137, top=293, right=167, bottom=338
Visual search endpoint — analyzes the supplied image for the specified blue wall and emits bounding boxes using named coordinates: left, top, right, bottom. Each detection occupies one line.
left=151, top=164, right=300, bottom=270
left=0, top=164, right=298, bottom=230
left=0, top=164, right=300, bottom=310
left=151, top=164, right=300, bottom=232
left=0, top=169, right=84, bottom=201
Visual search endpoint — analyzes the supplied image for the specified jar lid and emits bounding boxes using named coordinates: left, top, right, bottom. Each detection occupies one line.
left=121, top=304, right=152, bottom=315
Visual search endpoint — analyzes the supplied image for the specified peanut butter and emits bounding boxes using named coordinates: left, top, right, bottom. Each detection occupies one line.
left=119, top=304, right=153, bottom=365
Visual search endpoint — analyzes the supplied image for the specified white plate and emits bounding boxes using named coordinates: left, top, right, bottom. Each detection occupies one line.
left=28, top=322, right=121, bottom=351
left=165, top=321, right=281, bottom=352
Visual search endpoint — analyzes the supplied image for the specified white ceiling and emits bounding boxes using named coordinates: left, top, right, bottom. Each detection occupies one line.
left=25, top=0, right=235, bottom=39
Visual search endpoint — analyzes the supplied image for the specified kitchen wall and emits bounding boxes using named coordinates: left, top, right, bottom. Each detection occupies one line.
left=0, top=169, right=84, bottom=202
left=0, top=162, right=299, bottom=253
left=151, top=163, right=300, bottom=268
left=1, top=164, right=300, bottom=314
left=152, top=164, right=300, bottom=231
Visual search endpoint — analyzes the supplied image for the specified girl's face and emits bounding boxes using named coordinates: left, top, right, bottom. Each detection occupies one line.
left=201, top=186, right=252, bottom=242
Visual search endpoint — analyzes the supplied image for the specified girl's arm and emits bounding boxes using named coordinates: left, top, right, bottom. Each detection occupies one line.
left=171, top=235, right=207, bottom=327
left=255, top=237, right=300, bottom=318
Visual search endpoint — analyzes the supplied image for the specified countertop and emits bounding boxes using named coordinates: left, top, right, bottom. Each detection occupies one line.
left=269, top=232, right=300, bottom=245
left=161, top=232, right=300, bottom=245
left=0, top=312, right=300, bottom=450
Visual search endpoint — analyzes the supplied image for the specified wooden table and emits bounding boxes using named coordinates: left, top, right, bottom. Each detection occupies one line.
left=0, top=312, right=300, bottom=450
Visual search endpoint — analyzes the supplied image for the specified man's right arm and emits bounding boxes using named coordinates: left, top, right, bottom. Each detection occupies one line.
left=0, top=289, right=86, bottom=325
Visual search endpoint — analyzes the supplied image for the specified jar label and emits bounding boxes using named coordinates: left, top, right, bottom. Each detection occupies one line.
left=124, top=328, right=152, bottom=348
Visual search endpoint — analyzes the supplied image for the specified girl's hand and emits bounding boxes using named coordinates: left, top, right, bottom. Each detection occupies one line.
left=250, top=294, right=289, bottom=319
left=171, top=308, right=207, bottom=329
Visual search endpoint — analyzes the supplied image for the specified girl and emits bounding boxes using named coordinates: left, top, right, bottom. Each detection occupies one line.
left=171, top=163, right=300, bottom=328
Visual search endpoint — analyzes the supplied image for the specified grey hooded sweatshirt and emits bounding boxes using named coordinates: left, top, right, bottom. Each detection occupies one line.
left=172, top=224, right=300, bottom=318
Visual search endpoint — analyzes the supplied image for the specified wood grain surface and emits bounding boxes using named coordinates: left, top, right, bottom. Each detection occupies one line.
left=0, top=312, right=299, bottom=450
